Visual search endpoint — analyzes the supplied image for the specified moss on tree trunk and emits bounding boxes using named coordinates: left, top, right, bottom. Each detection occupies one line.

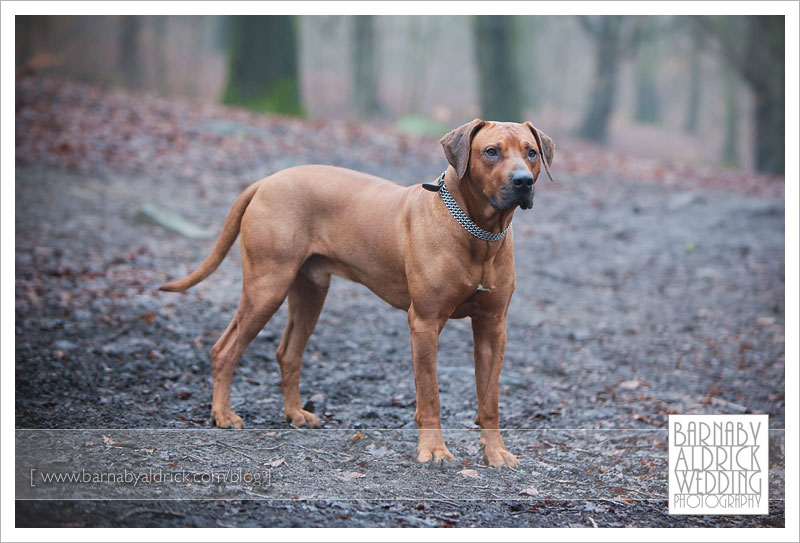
left=222, top=15, right=303, bottom=116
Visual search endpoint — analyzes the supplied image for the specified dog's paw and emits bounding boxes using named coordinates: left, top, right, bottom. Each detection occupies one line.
left=211, top=410, right=245, bottom=430
left=417, top=445, right=456, bottom=464
left=285, top=408, right=319, bottom=428
left=483, top=447, right=519, bottom=468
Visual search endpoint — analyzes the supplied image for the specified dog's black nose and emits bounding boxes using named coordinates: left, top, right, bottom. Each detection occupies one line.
left=511, top=171, right=534, bottom=188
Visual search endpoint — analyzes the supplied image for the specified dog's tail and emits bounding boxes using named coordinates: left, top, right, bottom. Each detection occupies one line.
left=159, top=181, right=260, bottom=293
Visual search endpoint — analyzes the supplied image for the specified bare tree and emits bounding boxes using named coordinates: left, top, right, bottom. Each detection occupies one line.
left=152, top=17, right=169, bottom=95
left=403, top=16, right=436, bottom=115
left=473, top=16, right=523, bottom=122
left=684, top=19, right=704, bottom=134
left=577, top=16, right=640, bottom=142
left=514, top=17, right=540, bottom=112
left=222, top=15, right=302, bottom=115
left=351, top=16, right=379, bottom=118
left=16, top=16, right=51, bottom=67
left=704, top=16, right=784, bottom=174
left=633, top=17, right=661, bottom=124
left=722, top=62, right=740, bottom=167
left=118, top=16, right=142, bottom=90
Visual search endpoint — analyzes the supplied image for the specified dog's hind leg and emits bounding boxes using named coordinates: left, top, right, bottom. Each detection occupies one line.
left=210, top=270, right=296, bottom=429
left=275, top=270, right=329, bottom=428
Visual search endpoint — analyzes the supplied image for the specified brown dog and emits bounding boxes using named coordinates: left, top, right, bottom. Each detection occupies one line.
left=161, top=119, right=554, bottom=467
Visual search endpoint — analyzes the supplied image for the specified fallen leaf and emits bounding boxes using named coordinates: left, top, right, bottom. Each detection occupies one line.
left=619, top=379, right=640, bottom=391
left=138, top=312, right=157, bottom=325
left=520, top=485, right=539, bottom=496
left=458, top=469, right=478, bottom=479
left=337, top=471, right=366, bottom=482
left=349, top=430, right=364, bottom=442
left=101, top=435, right=121, bottom=447
left=267, top=458, right=284, bottom=468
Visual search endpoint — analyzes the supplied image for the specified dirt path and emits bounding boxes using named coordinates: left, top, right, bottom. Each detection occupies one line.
left=15, top=77, right=785, bottom=527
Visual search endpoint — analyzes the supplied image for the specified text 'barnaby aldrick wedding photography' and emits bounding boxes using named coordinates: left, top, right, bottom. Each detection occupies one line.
left=669, top=415, right=769, bottom=515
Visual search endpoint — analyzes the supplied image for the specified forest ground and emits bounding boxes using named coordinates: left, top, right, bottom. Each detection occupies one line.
left=14, top=75, right=785, bottom=527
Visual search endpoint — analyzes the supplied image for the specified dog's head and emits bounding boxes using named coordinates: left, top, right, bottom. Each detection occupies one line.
left=440, top=119, right=555, bottom=210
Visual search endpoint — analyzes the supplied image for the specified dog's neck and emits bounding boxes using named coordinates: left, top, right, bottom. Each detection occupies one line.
left=444, top=169, right=515, bottom=237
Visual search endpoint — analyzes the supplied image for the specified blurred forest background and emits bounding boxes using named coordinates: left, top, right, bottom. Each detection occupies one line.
left=15, top=15, right=785, bottom=174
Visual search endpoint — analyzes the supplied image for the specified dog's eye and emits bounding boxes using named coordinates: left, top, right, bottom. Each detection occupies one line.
left=485, top=147, right=498, bottom=157
left=528, top=149, right=538, bottom=159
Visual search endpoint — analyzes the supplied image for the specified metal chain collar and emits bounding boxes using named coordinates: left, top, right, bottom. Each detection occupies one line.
left=433, top=172, right=511, bottom=242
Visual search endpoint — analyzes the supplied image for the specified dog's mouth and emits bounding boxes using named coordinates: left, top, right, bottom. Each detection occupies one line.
left=495, top=193, right=533, bottom=211
left=516, top=190, right=534, bottom=210
left=492, top=192, right=533, bottom=211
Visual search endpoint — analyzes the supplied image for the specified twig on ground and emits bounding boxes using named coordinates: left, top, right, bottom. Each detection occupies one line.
left=119, top=508, right=185, bottom=521
left=215, top=441, right=257, bottom=461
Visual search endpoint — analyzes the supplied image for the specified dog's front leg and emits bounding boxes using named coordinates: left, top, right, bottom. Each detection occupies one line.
left=472, top=313, right=519, bottom=467
left=408, top=307, right=455, bottom=463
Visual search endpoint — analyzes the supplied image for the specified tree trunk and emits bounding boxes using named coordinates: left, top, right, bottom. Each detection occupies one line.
left=722, top=63, right=739, bottom=167
left=473, top=16, right=523, bottom=122
left=513, top=17, right=538, bottom=112
left=633, top=18, right=660, bottom=124
left=187, top=16, right=208, bottom=98
left=752, top=85, right=784, bottom=174
left=579, top=17, right=623, bottom=142
left=16, top=16, right=53, bottom=69
left=118, top=16, right=142, bottom=90
left=223, top=15, right=302, bottom=115
left=551, top=18, right=574, bottom=132
left=16, top=16, right=37, bottom=66
left=351, top=16, right=379, bottom=118
left=404, top=17, right=435, bottom=114
left=684, top=29, right=702, bottom=134
left=744, top=17, right=784, bottom=174
left=152, top=17, right=169, bottom=95
left=714, top=16, right=784, bottom=174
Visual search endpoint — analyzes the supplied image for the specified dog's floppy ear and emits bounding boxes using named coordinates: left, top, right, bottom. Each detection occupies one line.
left=440, top=119, right=486, bottom=180
left=525, top=121, right=556, bottom=182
